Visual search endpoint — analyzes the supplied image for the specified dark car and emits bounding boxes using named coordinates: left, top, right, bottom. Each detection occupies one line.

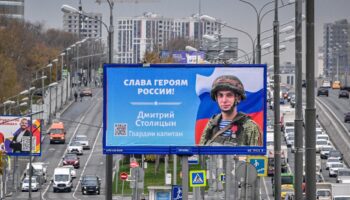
left=81, top=175, right=101, bottom=195
left=339, top=90, right=349, bottom=98
left=345, top=113, right=350, bottom=123
left=317, top=87, right=329, bottom=96
left=62, top=153, right=80, bottom=169
left=80, top=88, right=92, bottom=97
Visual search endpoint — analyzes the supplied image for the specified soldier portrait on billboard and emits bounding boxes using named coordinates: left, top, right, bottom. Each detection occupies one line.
left=199, top=75, right=262, bottom=146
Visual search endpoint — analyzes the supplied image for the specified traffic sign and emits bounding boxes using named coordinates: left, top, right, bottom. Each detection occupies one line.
left=120, top=172, right=128, bottom=180
left=130, top=161, right=139, bottom=168
left=188, top=155, right=199, bottom=165
left=219, top=173, right=225, bottom=183
left=172, top=185, right=182, bottom=200
left=190, top=170, right=206, bottom=187
left=247, top=156, right=268, bottom=177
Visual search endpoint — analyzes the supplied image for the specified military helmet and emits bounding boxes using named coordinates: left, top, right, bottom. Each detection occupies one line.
left=210, top=75, right=246, bottom=100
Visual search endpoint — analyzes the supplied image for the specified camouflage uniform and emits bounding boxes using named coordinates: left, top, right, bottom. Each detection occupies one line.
left=199, top=112, right=260, bottom=146
left=199, top=75, right=261, bottom=146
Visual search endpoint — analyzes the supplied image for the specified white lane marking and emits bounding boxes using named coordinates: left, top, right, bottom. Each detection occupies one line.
left=72, top=126, right=102, bottom=199
left=262, top=177, right=271, bottom=200
left=42, top=110, right=90, bottom=200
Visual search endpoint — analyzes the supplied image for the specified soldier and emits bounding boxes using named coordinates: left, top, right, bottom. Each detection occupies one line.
left=199, top=75, right=262, bottom=146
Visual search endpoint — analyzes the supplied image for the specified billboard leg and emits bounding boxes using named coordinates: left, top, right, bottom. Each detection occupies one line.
left=181, top=156, right=189, bottom=200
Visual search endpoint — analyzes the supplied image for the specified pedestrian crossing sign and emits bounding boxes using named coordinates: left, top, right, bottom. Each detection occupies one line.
left=247, top=156, right=268, bottom=177
left=190, top=170, right=206, bottom=187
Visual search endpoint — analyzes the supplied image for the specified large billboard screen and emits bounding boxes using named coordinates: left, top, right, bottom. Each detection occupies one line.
left=103, top=64, right=266, bottom=155
left=0, top=116, right=41, bottom=156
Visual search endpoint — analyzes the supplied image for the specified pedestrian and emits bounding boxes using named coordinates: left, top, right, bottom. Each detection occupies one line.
left=199, top=75, right=262, bottom=146
left=80, top=91, right=83, bottom=102
left=74, top=91, right=78, bottom=102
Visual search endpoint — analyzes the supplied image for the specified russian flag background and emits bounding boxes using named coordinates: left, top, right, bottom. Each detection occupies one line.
left=195, top=67, right=265, bottom=144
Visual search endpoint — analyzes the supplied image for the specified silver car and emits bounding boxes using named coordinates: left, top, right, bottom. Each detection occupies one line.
left=74, top=135, right=90, bottom=150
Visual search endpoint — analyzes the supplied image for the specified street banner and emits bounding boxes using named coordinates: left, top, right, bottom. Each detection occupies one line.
left=103, top=64, right=266, bottom=155
left=160, top=51, right=206, bottom=64
left=0, top=116, right=41, bottom=156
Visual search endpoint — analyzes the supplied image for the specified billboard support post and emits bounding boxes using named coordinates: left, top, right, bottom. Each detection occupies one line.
left=181, top=156, right=189, bottom=200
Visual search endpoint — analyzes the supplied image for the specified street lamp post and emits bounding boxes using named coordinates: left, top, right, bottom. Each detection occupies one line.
left=60, top=52, right=66, bottom=109
left=52, top=59, right=59, bottom=113
left=61, top=3, right=114, bottom=199
left=47, top=63, right=53, bottom=123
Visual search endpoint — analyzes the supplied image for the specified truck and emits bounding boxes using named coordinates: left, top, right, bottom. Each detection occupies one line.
left=267, top=145, right=288, bottom=176
left=24, top=162, right=47, bottom=184
left=272, top=173, right=294, bottom=198
left=49, top=121, right=66, bottom=144
left=332, top=183, right=350, bottom=198
left=316, top=182, right=332, bottom=200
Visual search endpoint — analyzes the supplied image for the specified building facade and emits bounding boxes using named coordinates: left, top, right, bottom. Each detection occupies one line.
left=116, top=12, right=222, bottom=63
left=0, top=0, right=24, bottom=20
left=323, top=19, right=350, bottom=82
left=202, top=37, right=238, bottom=63
left=63, top=12, right=102, bottom=38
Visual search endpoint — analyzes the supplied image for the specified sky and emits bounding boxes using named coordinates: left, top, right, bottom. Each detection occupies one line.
left=24, top=0, right=350, bottom=67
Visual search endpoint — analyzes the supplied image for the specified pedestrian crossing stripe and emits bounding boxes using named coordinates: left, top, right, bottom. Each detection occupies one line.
left=190, top=170, right=207, bottom=187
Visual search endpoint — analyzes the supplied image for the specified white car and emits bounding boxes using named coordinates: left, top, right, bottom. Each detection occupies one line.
left=316, top=139, right=331, bottom=153
left=74, top=135, right=90, bottom=150
left=284, top=127, right=294, bottom=139
left=22, top=176, right=40, bottom=192
left=316, top=189, right=332, bottom=200
left=67, top=141, right=83, bottom=155
left=336, top=168, right=350, bottom=183
left=285, top=135, right=294, bottom=148
left=316, top=134, right=330, bottom=142
left=329, top=163, right=344, bottom=177
left=320, top=145, right=334, bottom=159
left=326, top=158, right=342, bottom=170
left=62, top=165, right=77, bottom=179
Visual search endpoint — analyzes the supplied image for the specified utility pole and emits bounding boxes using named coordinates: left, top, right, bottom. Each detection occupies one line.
left=305, top=0, right=316, bottom=199
left=273, top=0, right=281, bottom=199
left=294, top=0, right=303, bottom=199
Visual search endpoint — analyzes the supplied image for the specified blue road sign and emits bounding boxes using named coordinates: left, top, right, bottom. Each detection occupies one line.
left=247, top=156, right=268, bottom=177
left=190, top=170, right=206, bottom=187
left=172, top=185, right=182, bottom=200
left=220, top=173, right=226, bottom=183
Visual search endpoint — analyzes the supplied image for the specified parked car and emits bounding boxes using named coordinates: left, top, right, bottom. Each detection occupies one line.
left=67, top=141, right=83, bottom=155
left=22, top=176, right=40, bottom=192
left=345, top=112, right=350, bottom=123
left=74, top=135, right=90, bottom=150
left=317, top=87, right=329, bottom=96
left=81, top=175, right=101, bottom=195
left=339, top=90, right=349, bottom=98
left=62, top=153, right=80, bottom=169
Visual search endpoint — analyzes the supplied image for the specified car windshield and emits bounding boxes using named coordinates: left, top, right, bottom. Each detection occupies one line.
left=330, top=151, right=341, bottom=157
left=82, top=179, right=98, bottom=185
left=65, top=154, right=77, bottom=159
left=50, top=129, right=62, bottom=134
left=23, top=178, right=37, bottom=183
left=75, top=136, right=87, bottom=141
left=70, top=142, right=81, bottom=146
left=334, top=197, right=350, bottom=200
left=317, top=190, right=331, bottom=196
left=281, top=176, right=293, bottom=184
left=328, top=158, right=340, bottom=163
left=317, top=140, right=328, bottom=145
left=332, top=163, right=343, bottom=168
left=321, top=146, right=333, bottom=151
left=55, top=174, right=69, bottom=182
left=285, top=128, right=294, bottom=133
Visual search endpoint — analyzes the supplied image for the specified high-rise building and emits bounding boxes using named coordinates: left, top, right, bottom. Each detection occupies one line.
left=116, top=12, right=222, bottom=63
left=0, top=0, right=24, bottom=20
left=323, top=19, right=350, bottom=82
left=63, top=12, right=102, bottom=38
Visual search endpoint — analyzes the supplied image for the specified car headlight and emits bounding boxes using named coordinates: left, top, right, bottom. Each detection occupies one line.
left=74, top=161, right=79, bottom=164
left=83, top=186, right=87, bottom=189
left=63, top=161, right=67, bottom=164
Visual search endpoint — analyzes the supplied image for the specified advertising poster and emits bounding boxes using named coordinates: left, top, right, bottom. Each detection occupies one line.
left=0, top=116, right=41, bottom=156
left=160, top=51, right=206, bottom=64
left=104, top=64, right=266, bottom=155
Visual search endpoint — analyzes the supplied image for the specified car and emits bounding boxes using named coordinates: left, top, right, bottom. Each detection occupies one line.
left=81, top=175, right=101, bottom=195
left=320, top=145, right=334, bottom=159
left=289, top=94, right=296, bottom=108
left=332, top=80, right=341, bottom=89
left=329, top=150, right=343, bottom=160
left=333, top=196, right=350, bottom=200
left=80, top=88, right=92, bottom=97
left=62, top=165, right=77, bottom=179
left=22, top=176, right=40, bottom=192
left=74, top=135, right=90, bottom=150
left=336, top=168, right=350, bottom=183
left=67, top=141, right=83, bottom=155
left=287, top=92, right=295, bottom=102
left=316, top=139, right=331, bottom=153
left=285, top=135, right=294, bottom=148
left=316, top=134, right=330, bottom=142
left=345, top=112, right=350, bottom=123
left=316, top=189, right=332, bottom=199
left=339, top=90, right=349, bottom=98
left=329, top=163, right=344, bottom=177
left=317, top=87, right=329, bottom=96
left=62, top=153, right=80, bottom=169
left=326, top=158, right=342, bottom=170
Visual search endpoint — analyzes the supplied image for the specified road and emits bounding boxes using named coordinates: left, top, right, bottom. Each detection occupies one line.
left=9, top=88, right=103, bottom=200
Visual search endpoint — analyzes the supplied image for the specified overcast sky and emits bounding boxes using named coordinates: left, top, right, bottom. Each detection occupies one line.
left=24, top=0, right=350, bottom=66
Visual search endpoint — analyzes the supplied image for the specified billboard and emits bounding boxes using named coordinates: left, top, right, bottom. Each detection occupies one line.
left=160, top=51, right=206, bottom=64
left=103, top=64, right=266, bottom=155
left=0, top=116, right=41, bottom=156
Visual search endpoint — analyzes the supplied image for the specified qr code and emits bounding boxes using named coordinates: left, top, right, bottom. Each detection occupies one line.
left=21, top=136, right=36, bottom=152
left=114, top=123, right=127, bottom=136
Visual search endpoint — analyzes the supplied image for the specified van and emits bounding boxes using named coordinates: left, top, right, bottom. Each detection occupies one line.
left=52, top=167, right=73, bottom=192
left=49, top=121, right=66, bottom=144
